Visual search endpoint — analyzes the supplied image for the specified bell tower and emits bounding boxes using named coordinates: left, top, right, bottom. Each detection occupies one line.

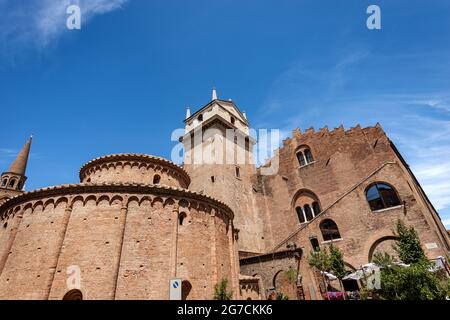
left=181, top=89, right=265, bottom=255
left=0, top=136, right=32, bottom=204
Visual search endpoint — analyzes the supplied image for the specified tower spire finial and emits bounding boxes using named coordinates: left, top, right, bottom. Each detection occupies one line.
left=185, top=106, right=191, bottom=119
left=212, top=87, right=217, bottom=101
left=7, top=136, right=32, bottom=176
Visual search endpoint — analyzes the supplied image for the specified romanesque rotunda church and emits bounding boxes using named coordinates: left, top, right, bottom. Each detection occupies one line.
left=0, top=90, right=449, bottom=300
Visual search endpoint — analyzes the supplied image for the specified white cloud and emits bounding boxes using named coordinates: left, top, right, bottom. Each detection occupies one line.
left=0, top=0, right=128, bottom=52
left=442, top=219, right=450, bottom=229
left=254, top=50, right=450, bottom=227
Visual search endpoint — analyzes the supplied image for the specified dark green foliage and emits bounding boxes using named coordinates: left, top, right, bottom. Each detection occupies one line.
left=394, top=220, right=427, bottom=264
left=371, top=220, right=449, bottom=300
left=308, top=244, right=346, bottom=279
left=213, top=278, right=233, bottom=300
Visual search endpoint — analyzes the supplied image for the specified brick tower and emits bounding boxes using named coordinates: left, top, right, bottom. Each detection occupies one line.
left=0, top=136, right=32, bottom=205
left=181, top=89, right=265, bottom=255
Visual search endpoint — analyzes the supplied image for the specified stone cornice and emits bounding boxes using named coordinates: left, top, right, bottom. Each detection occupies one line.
left=79, top=154, right=190, bottom=185
left=0, top=182, right=233, bottom=221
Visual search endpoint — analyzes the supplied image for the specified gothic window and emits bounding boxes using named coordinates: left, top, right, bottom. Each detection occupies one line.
left=8, top=179, right=16, bottom=188
left=296, top=146, right=314, bottom=166
left=304, top=204, right=314, bottom=221
left=304, top=149, right=314, bottom=163
left=1, top=178, right=7, bottom=187
left=296, top=207, right=306, bottom=223
left=197, top=114, right=203, bottom=122
left=296, top=152, right=306, bottom=166
left=231, top=116, right=236, bottom=125
left=293, top=189, right=321, bottom=224
left=153, top=174, right=161, bottom=184
left=310, top=237, right=320, bottom=251
left=312, top=202, right=321, bottom=216
left=179, top=212, right=187, bottom=226
left=235, top=166, right=240, bottom=178
left=366, top=183, right=401, bottom=211
left=320, top=219, right=341, bottom=241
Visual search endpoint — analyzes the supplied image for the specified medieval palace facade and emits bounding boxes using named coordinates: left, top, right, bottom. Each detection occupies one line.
left=0, top=90, right=449, bottom=300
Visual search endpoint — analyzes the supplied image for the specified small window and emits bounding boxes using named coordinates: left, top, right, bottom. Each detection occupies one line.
left=366, top=183, right=401, bottom=211
left=9, top=179, right=16, bottom=188
left=153, top=174, right=161, bottom=184
left=296, top=152, right=306, bottom=166
left=304, top=204, right=314, bottom=221
left=2, top=179, right=7, bottom=187
left=197, top=114, right=203, bottom=122
left=310, top=237, right=320, bottom=251
left=182, top=280, right=192, bottom=300
left=320, top=219, right=341, bottom=241
left=211, top=176, right=215, bottom=183
left=304, top=149, right=314, bottom=163
left=235, top=167, right=240, bottom=178
left=312, top=202, right=321, bottom=216
left=231, top=116, right=236, bottom=125
left=179, top=212, right=187, bottom=226
left=296, top=207, right=305, bottom=224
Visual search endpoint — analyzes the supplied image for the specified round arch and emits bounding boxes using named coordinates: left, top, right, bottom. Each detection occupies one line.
left=63, top=289, right=83, bottom=300
left=368, top=236, right=398, bottom=262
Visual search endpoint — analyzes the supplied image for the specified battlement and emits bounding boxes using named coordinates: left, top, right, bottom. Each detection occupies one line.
left=283, top=123, right=386, bottom=147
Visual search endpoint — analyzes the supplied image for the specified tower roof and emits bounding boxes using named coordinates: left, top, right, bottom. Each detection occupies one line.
left=7, top=136, right=32, bottom=176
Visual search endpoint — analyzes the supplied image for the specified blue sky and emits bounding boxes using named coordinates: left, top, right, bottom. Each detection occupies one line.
left=0, top=0, right=449, bottom=227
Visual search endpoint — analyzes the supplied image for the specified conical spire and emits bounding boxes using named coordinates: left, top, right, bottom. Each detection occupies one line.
left=7, top=136, right=32, bottom=176
left=212, top=87, right=217, bottom=101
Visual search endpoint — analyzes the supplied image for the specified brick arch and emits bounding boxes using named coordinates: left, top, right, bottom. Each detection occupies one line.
left=291, top=189, right=320, bottom=208
left=368, top=236, right=398, bottom=262
left=272, top=270, right=296, bottom=298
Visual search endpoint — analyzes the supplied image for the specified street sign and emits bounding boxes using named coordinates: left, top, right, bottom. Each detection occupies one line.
left=169, top=278, right=182, bottom=300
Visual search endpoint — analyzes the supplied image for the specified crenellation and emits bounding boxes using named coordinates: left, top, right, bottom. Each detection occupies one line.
left=0, top=92, right=448, bottom=300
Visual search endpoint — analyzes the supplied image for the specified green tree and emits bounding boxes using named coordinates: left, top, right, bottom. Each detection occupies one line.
left=213, top=278, right=233, bottom=300
left=308, top=248, right=331, bottom=272
left=284, top=267, right=298, bottom=285
left=394, top=220, right=427, bottom=264
left=329, top=244, right=346, bottom=280
left=371, top=220, right=450, bottom=300
left=308, top=244, right=347, bottom=294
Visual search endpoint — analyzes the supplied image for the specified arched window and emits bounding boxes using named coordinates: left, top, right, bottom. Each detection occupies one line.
left=8, top=179, right=16, bottom=188
left=366, top=183, right=401, bottom=211
left=312, top=202, right=321, bottom=216
left=296, top=146, right=314, bottom=166
left=153, top=174, right=161, bottom=184
left=231, top=116, right=236, bottom=125
left=63, top=289, right=83, bottom=300
left=179, top=212, right=187, bottom=226
left=320, top=219, right=341, bottom=241
left=1, top=178, right=7, bottom=187
left=296, top=152, right=306, bottom=166
left=197, top=114, right=203, bottom=122
left=304, top=149, right=314, bottom=163
left=181, top=280, right=192, bottom=300
left=304, top=204, right=314, bottom=221
left=296, top=207, right=305, bottom=223
left=310, top=237, right=320, bottom=251
left=293, top=189, right=321, bottom=224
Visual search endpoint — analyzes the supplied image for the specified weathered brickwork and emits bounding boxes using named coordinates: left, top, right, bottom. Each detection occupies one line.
left=0, top=155, right=238, bottom=300
left=238, top=125, right=450, bottom=299
left=1, top=93, right=449, bottom=300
